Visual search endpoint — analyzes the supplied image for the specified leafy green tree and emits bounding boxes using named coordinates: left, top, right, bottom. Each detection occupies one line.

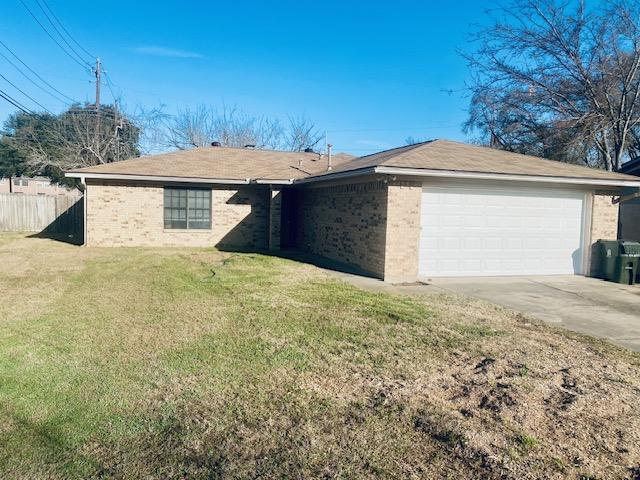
left=0, top=138, right=27, bottom=192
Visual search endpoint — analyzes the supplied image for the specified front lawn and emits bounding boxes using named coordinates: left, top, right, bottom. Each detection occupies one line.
left=0, top=234, right=639, bottom=479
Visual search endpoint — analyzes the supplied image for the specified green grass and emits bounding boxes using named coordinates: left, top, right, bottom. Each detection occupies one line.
left=515, top=433, right=539, bottom=452
left=0, top=235, right=639, bottom=479
left=0, top=241, right=447, bottom=478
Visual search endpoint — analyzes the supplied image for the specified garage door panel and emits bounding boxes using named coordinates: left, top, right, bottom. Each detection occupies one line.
left=419, top=185, right=585, bottom=277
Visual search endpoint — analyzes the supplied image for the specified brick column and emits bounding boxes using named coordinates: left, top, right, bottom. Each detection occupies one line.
left=269, top=187, right=282, bottom=250
left=591, top=194, right=619, bottom=241
left=589, top=193, right=619, bottom=276
left=383, top=181, right=422, bottom=283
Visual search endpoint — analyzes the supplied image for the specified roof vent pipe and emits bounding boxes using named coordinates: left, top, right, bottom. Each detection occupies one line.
left=327, top=144, right=333, bottom=171
left=211, top=141, right=221, bottom=147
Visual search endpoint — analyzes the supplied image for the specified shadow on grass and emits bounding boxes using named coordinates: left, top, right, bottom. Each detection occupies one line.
left=216, top=245, right=379, bottom=280
left=28, top=231, right=83, bottom=246
left=3, top=411, right=102, bottom=477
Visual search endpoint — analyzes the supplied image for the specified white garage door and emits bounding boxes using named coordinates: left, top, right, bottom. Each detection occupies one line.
left=419, top=185, right=586, bottom=277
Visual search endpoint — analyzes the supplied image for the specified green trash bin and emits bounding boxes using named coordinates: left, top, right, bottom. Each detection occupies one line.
left=593, top=240, right=640, bottom=285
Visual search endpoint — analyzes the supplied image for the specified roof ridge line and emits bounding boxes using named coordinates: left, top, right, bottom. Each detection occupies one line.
left=353, top=139, right=437, bottom=161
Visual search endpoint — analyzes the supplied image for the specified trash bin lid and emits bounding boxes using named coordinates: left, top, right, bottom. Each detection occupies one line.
left=620, top=241, right=640, bottom=256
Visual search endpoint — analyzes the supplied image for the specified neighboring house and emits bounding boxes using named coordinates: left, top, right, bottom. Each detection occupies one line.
left=65, top=139, right=640, bottom=282
left=617, top=158, right=640, bottom=240
left=0, top=176, right=81, bottom=196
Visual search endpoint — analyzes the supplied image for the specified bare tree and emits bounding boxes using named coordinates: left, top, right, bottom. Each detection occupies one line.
left=283, top=115, right=323, bottom=151
left=465, top=0, right=640, bottom=171
left=132, top=104, right=171, bottom=156
left=4, top=104, right=140, bottom=174
left=165, top=105, right=285, bottom=150
left=163, top=106, right=323, bottom=152
left=165, top=105, right=215, bottom=149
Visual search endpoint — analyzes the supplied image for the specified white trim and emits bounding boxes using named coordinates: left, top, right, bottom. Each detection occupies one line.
left=255, top=179, right=294, bottom=185
left=66, top=165, right=640, bottom=188
left=66, top=172, right=251, bottom=184
left=293, top=167, right=377, bottom=184
left=582, top=191, right=594, bottom=275
left=374, top=166, right=640, bottom=187
left=80, top=176, right=87, bottom=247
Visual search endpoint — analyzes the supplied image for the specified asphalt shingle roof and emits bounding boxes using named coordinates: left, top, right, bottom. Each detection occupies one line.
left=67, top=139, right=639, bottom=183
left=318, top=140, right=640, bottom=182
left=68, top=147, right=354, bottom=181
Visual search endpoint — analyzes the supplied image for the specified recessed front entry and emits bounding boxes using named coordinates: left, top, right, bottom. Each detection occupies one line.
left=419, top=185, right=586, bottom=277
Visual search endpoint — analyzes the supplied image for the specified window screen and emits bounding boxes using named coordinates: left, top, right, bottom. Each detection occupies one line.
left=164, top=188, right=211, bottom=229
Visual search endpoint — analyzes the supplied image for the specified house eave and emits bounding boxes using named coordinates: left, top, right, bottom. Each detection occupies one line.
left=66, top=166, right=640, bottom=189
left=254, top=179, right=294, bottom=185
left=293, top=167, right=377, bottom=184
left=65, top=172, right=252, bottom=185
left=373, top=166, right=640, bottom=188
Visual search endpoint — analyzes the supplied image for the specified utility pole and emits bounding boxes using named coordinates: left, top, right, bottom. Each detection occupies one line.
left=94, top=57, right=101, bottom=146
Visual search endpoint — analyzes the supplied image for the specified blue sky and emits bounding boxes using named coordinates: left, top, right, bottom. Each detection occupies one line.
left=0, top=0, right=488, bottom=155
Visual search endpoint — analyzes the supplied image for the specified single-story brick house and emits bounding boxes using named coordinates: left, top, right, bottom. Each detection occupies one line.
left=66, top=140, right=640, bottom=282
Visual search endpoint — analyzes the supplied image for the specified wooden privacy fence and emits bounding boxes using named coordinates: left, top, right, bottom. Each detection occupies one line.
left=0, top=193, right=83, bottom=240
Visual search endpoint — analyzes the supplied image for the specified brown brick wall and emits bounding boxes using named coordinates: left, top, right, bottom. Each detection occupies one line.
left=591, top=194, right=619, bottom=242
left=87, top=178, right=618, bottom=282
left=588, top=193, right=619, bottom=276
left=296, top=180, right=422, bottom=282
left=296, top=181, right=388, bottom=277
left=384, top=181, right=422, bottom=283
left=86, top=180, right=271, bottom=248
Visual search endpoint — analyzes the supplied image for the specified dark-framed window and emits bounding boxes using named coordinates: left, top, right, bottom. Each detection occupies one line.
left=164, top=187, right=211, bottom=229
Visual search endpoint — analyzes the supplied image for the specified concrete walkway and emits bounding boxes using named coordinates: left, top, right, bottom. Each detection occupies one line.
left=336, top=273, right=640, bottom=352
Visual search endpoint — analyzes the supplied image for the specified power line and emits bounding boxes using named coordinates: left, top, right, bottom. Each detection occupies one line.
left=0, top=45, right=70, bottom=105
left=0, top=88, right=33, bottom=113
left=0, top=87, right=127, bottom=148
left=37, top=0, right=95, bottom=59
left=34, top=0, right=93, bottom=67
left=97, top=76, right=193, bottom=104
left=0, top=40, right=75, bottom=103
left=0, top=71, right=52, bottom=113
left=19, top=0, right=92, bottom=73
left=102, top=71, right=118, bottom=103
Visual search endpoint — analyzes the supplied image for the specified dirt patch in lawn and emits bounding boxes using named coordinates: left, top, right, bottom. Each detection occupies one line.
left=0, top=234, right=638, bottom=480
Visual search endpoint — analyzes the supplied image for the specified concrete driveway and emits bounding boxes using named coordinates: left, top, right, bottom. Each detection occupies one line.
left=340, top=273, right=640, bottom=352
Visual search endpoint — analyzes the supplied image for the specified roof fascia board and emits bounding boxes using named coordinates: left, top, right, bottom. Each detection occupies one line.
left=374, top=166, right=640, bottom=188
left=293, top=167, right=377, bottom=184
left=66, top=165, right=640, bottom=188
left=66, top=172, right=251, bottom=185
left=254, top=179, right=294, bottom=185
